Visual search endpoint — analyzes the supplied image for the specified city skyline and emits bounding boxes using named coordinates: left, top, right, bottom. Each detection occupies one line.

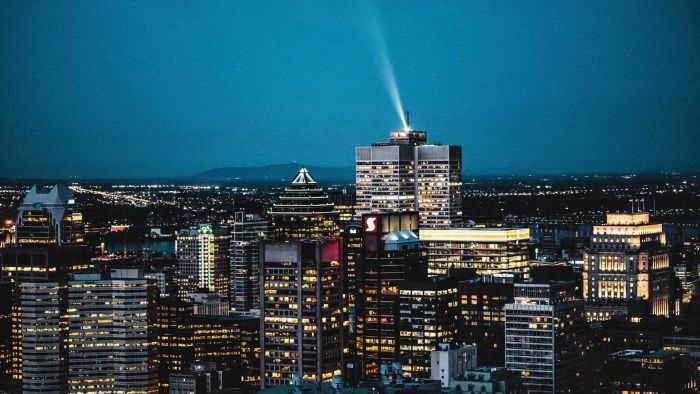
left=2, top=2, right=700, bottom=393
left=2, top=1, right=700, bottom=178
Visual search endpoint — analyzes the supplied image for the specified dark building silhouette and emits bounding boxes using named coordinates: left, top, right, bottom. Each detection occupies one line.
left=355, top=211, right=425, bottom=379
left=600, top=350, right=693, bottom=393
left=230, top=212, right=269, bottom=312
left=157, top=299, right=260, bottom=391
left=458, top=274, right=520, bottom=367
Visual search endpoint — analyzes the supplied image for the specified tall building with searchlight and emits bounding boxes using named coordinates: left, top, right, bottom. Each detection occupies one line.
left=355, top=114, right=462, bottom=229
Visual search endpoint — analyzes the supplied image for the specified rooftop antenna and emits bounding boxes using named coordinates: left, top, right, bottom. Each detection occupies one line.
left=404, top=110, right=411, bottom=129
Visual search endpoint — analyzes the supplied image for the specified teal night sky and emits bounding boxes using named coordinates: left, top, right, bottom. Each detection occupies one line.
left=1, top=1, right=699, bottom=178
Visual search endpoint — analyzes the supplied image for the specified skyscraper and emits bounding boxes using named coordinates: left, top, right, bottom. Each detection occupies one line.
left=268, top=167, right=340, bottom=240
left=355, top=212, right=425, bottom=378
left=0, top=246, right=90, bottom=385
left=176, top=224, right=231, bottom=299
left=15, top=184, right=83, bottom=246
left=505, top=281, right=586, bottom=394
left=66, top=269, right=158, bottom=393
left=421, top=228, right=531, bottom=277
left=259, top=238, right=344, bottom=388
left=398, top=277, right=460, bottom=378
left=0, top=245, right=90, bottom=284
left=230, top=212, right=269, bottom=312
left=583, top=212, right=672, bottom=320
left=459, top=274, right=519, bottom=367
left=20, top=281, right=68, bottom=393
left=355, top=128, right=462, bottom=228
left=156, top=299, right=260, bottom=391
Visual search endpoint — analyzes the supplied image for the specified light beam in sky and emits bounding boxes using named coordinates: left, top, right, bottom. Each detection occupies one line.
left=366, top=2, right=408, bottom=130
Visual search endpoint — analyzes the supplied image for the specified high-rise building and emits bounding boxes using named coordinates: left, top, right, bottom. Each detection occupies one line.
left=343, top=223, right=362, bottom=312
left=260, top=238, right=344, bottom=388
left=674, top=262, right=698, bottom=303
left=355, top=128, right=462, bottom=229
left=156, top=300, right=260, bottom=391
left=144, top=266, right=177, bottom=299
left=355, top=212, right=426, bottom=379
left=340, top=222, right=363, bottom=385
left=458, top=274, right=520, bottom=367
left=15, top=184, right=83, bottom=246
left=600, top=350, right=693, bottom=393
left=398, top=277, right=460, bottom=378
left=268, top=167, right=340, bottom=240
left=20, top=281, right=68, bottom=393
left=421, top=228, right=530, bottom=277
left=583, top=212, right=672, bottom=321
left=66, top=269, right=158, bottom=393
left=505, top=281, right=586, bottom=394
left=230, top=212, right=268, bottom=312
left=0, top=245, right=90, bottom=285
left=0, top=246, right=90, bottom=384
left=329, top=191, right=356, bottom=231
left=176, top=224, right=231, bottom=299
left=169, top=362, right=226, bottom=394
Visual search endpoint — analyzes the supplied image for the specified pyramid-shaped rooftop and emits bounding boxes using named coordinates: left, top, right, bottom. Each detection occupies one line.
left=291, top=167, right=317, bottom=186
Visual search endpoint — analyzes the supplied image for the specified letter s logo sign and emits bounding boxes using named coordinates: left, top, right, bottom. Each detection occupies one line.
left=365, top=216, right=377, bottom=233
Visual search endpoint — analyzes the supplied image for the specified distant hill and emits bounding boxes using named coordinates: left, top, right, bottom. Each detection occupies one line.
left=187, top=163, right=355, bottom=182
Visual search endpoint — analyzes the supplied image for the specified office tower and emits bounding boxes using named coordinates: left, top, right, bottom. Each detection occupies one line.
left=583, top=212, right=672, bottom=321
left=144, top=266, right=177, bottom=298
left=169, top=362, right=225, bottom=394
left=343, top=222, right=362, bottom=312
left=0, top=245, right=89, bottom=384
left=343, top=221, right=362, bottom=382
left=421, top=228, right=530, bottom=277
left=530, top=264, right=584, bottom=298
left=430, top=343, right=477, bottom=389
left=674, top=263, right=698, bottom=303
left=176, top=224, right=231, bottom=299
left=505, top=281, right=586, bottom=394
left=329, top=191, right=356, bottom=230
left=230, top=212, right=268, bottom=312
left=20, top=281, right=68, bottom=393
left=398, top=277, right=460, bottom=379
left=458, top=274, right=519, bottom=367
left=0, top=284, right=11, bottom=385
left=600, top=350, right=692, bottom=393
left=158, top=311, right=258, bottom=391
left=0, top=245, right=90, bottom=284
left=260, top=238, right=344, bottom=388
left=67, top=269, right=158, bottom=393
left=355, top=128, right=462, bottom=228
left=268, top=167, right=339, bottom=240
left=15, top=184, right=83, bottom=246
left=355, top=212, right=426, bottom=379
left=157, top=299, right=194, bottom=388
left=237, top=316, right=262, bottom=389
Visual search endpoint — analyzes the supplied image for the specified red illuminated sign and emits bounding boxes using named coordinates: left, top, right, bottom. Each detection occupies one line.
left=364, top=216, right=377, bottom=233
